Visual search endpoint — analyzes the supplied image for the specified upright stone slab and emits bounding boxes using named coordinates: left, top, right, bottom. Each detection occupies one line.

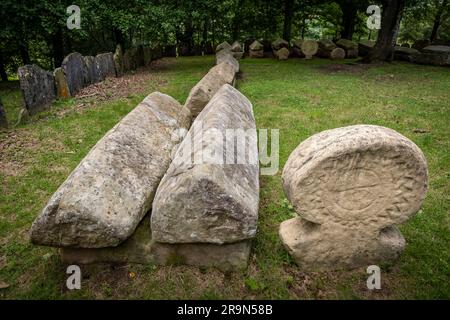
left=83, top=56, right=100, bottom=85
left=301, top=40, right=318, bottom=59
left=113, top=44, right=124, bottom=76
left=249, top=41, right=264, bottom=58
left=272, top=38, right=289, bottom=51
left=216, top=51, right=239, bottom=73
left=62, top=52, right=87, bottom=96
left=123, top=49, right=136, bottom=71
left=18, top=64, right=56, bottom=114
left=216, top=41, right=231, bottom=53
left=30, top=92, right=191, bottom=248
left=0, top=97, right=8, bottom=128
left=152, top=84, right=259, bottom=245
left=274, top=47, right=290, bottom=60
left=95, top=52, right=116, bottom=80
left=280, top=125, right=428, bottom=270
left=53, top=67, right=70, bottom=98
left=143, top=47, right=152, bottom=66
left=184, top=61, right=237, bottom=117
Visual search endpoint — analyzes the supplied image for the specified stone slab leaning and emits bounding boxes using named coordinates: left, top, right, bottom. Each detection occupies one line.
left=30, top=92, right=191, bottom=248
left=151, top=84, right=259, bottom=245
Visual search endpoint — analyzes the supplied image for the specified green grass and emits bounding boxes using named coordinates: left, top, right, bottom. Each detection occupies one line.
left=0, top=56, right=449, bottom=299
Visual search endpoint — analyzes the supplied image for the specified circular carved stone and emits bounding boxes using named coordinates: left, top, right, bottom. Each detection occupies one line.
left=282, top=125, right=428, bottom=228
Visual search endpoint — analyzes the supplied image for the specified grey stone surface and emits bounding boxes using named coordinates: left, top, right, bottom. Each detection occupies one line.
left=358, top=41, right=375, bottom=57
left=83, top=56, right=99, bottom=85
left=53, top=67, right=70, bottom=98
left=152, top=84, right=259, bottom=244
left=184, top=61, right=237, bottom=117
left=394, top=46, right=420, bottom=62
left=317, top=40, right=345, bottom=59
left=95, top=52, right=116, bottom=80
left=59, top=214, right=251, bottom=271
left=61, top=52, right=87, bottom=96
left=280, top=125, right=428, bottom=270
left=422, top=45, right=450, bottom=54
left=231, top=41, right=243, bottom=52
left=272, top=38, right=289, bottom=51
left=274, top=47, right=290, bottom=60
left=412, top=39, right=431, bottom=50
left=216, top=41, right=231, bottom=53
left=0, top=97, right=7, bottom=128
left=143, top=47, right=152, bottom=66
left=249, top=41, right=264, bottom=58
left=216, top=50, right=239, bottom=73
left=30, top=92, right=191, bottom=248
left=336, top=39, right=358, bottom=58
left=18, top=64, right=56, bottom=114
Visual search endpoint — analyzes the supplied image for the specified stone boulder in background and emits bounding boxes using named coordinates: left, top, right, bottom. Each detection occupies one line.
left=53, top=67, right=70, bottom=98
left=62, top=52, right=87, bottom=96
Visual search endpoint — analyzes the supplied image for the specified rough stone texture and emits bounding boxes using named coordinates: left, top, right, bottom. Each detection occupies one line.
left=30, top=92, right=191, bottom=248
left=216, top=51, right=239, bottom=73
left=152, top=84, right=259, bottom=245
left=274, top=47, right=290, bottom=60
left=336, top=39, right=358, bottom=58
left=422, top=45, right=450, bottom=54
left=95, top=53, right=116, bottom=80
left=18, top=64, right=56, bottom=114
left=216, top=42, right=231, bottom=53
left=280, top=125, right=428, bottom=270
left=272, top=38, right=289, bottom=51
left=53, top=67, right=70, bottom=98
left=412, top=46, right=450, bottom=66
left=394, top=46, right=420, bottom=62
left=0, top=97, right=7, bottom=128
left=113, top=44, right=124, bottom=76
left=249, top=41, right=264, bottom=58
left=301, top=40, right=319, bottom=59
left=358, top=41, right=375, bottom=57
left=61, top=52, right=87, bottom=96
left=185, top=62, right=237, bottom=117
left=317, top=40, right=345, bottom=59
left=83, top=56, right=99, bottom=85
left=123, top=49, right=136, bottom=71
left=231, top=41, right=243, bottom=52
left=59, top=214, right=251, bottom=271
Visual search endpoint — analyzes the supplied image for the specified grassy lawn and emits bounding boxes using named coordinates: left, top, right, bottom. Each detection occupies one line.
left=0, top=56, right=449, bottom=299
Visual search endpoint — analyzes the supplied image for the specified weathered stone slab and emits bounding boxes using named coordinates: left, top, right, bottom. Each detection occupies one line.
left=61, top=52, right=87, bottom=96
left=412, top=52, right=450, bottom=66
left=280, top=125, right=428, bottom=270
left=30, top=92, right=191, bottom=248
left=152, top=84, right=259, bottom=244
left=123, top=48, right=136, bottom=71
left=216, top=50, right=239, bottom=73
left=422, top=45, right=450, bottom=54
left=301, top=40, right=318, bottom=59
left=143, top=47, right=152, bottom=66
left=0, top=97, right=7, bottom=128
left=358, top=40, right=375, bottom=57
left=95, top=52, right=116, bottom=80
left=184, top=62, right=237, bottom=117
left=53, top=67, right=70, bottom=98
left=274, top=47, right=290, bottom=60
left=231, top=41, right=242, bottom=52
left=59, top=214, right=251, bottom=271
left=83, top=56, right=100, bottom=85
left=317, top=40, right=345, bottom=59
left=18, top=64, right=56, bottom=114
left=113, top=44, right=124, bottom=76
left=412, top=39, right=431, bottom=50
left=336, top=39, right=358, bottom=58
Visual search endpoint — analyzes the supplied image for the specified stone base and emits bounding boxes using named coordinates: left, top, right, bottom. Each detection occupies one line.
left=60, top=216, right=251, bottom=272
left=279, top=217, right=405, bottom=271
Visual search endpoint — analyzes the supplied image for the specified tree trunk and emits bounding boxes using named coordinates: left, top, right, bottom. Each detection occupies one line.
left=232, top=0, right=244, bottom=41
left=0, top=52, right=8, bottom=81
left=430, top=0, right=448, bottom=43
left=339, top=1, right=358, bottom=40
left=283, top=0, right=294, bottom=42
left=19, top=42, right=30, bottom=65
left=362, top=0, right=406, bottom=63
left=52, top=26, right=65, bottom=68
left=114, top=28, right=126, bottom=50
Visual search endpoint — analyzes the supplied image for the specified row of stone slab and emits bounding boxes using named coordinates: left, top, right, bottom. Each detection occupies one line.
left=29, top=47, right=259, bottom=271
left=17, top=45, right=163, bottom=116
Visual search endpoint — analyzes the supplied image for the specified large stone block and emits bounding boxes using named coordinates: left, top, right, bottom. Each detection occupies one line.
left=394, top=46, right=420, bottom=62
left=271, top=38, right=289, bottom=51
left=280, top=125, right=428, bottom=270
left=30, top=92, right=191, bottom=248
left=216, top=51, right=239, bottom=73
left=59, top=214, right=251, bottom=271
left=216, top=41, right=231, bottom=53
left=18, top=64, right=56, bottom=114
left=83, top=56, right=100, bottom=85
left=53, top=67, right=70, bottom=98
left=249, top=41, right=264, bottom=58
left=274, top=47, right=290, bottom=60
left=301, top=40, right=318, bottom=59
left=152, top=84, right=259, bottom=245
left=113, top=44, right=124, bottom=76
left=184, top=61, right=237, bottom=117
left=336, top=39, right=358, bottom=58
left=61, top=52, right=87, bottom=96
